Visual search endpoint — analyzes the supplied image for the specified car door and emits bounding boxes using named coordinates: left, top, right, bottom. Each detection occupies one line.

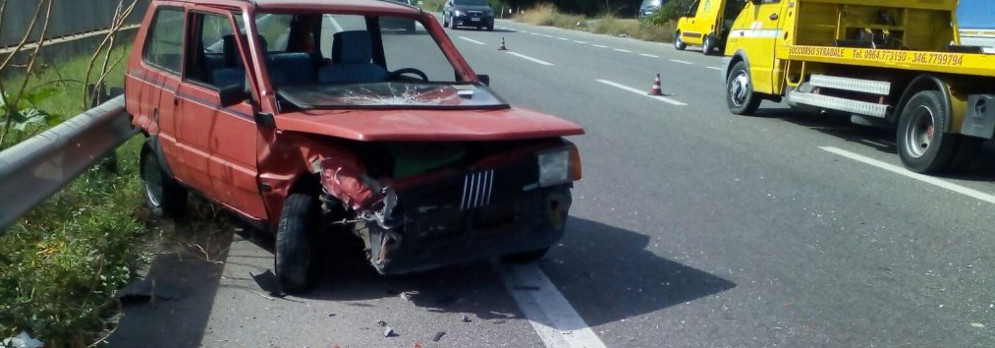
left=680, top=0, right=704, bottom=45
left=731, top=0, right=783, bottom=94
left=173, top=9, right=268, bottom=219
left=138, top=5, right=190, bottom=188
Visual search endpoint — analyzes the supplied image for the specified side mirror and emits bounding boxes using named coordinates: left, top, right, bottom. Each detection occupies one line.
left=478, top=74, right=490, bottom=86
left=219, top=84, right=248, bottom=107
left=254, top=112, right=276, bottom=129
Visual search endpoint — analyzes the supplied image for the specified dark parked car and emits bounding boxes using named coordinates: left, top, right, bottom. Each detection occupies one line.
left=638, top=0, right=667, bottom=19
left=443, top=0, right=495, bottom=31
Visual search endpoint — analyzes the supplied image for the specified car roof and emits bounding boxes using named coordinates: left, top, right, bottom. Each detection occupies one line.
left=175, top=0, right=421, bottom=15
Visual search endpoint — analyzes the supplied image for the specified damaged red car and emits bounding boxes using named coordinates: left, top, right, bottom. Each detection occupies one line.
left=126, top=0, right=583, bottom=293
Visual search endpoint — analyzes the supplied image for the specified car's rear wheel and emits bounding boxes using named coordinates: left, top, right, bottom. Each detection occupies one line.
left=702, top=35, right=715, bottom=55
left=897, top=90, right=959, bottom=173
left=275, top=192, right=319, bottom=294
left=140, top=146, right=187, bottom=218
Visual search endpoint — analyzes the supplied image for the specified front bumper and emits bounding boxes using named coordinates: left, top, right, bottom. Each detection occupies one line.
left=361, top=180, right=572, bottom=275
left=453, top=13, right=494, bottom=27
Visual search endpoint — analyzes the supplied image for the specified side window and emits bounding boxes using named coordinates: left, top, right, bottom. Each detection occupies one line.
left=186, top=12, right=240, bottom=88
left=144, top=7, right=185, bottom=73
left=255, top=14, right=294, bottom=52
left=687, top=0, right=700, bottom=16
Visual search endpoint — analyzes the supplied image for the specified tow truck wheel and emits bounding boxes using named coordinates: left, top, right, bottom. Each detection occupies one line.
left=275, top=192, right=319, bottom=294
left=140, top=146, right=187, bottom=218
left=897, top=90, right=958, bottom=173
left=501, top=247, right=550, bottom=263
left=702, top=35, right=715, bottom=55
left=674, top=31, right=687, bottom=50
left=726, top=61, right=761, bottom=115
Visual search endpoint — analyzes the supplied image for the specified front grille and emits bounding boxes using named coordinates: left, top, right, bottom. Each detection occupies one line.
left=467, top=11, right=482, bottom=17
left=460, top=170, right=494, bottom=210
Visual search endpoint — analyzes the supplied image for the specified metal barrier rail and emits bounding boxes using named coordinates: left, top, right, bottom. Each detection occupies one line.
left=0, top=95, right=136, bottom=233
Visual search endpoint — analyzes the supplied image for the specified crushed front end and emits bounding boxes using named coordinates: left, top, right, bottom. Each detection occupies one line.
left=318, top=140, right=581, bottom=275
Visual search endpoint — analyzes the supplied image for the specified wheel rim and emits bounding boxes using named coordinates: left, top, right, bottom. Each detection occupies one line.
left=729, top=71, right=750, bottom=107
left=142, top=155, right=164, bottom=208
left=904, top=105, right=935, bottom=158
left=675, top=35, right=682, bottom=48
left=704, top=38, right=711, bottom=51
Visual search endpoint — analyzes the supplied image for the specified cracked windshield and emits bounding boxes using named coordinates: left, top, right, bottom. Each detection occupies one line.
left=253, top=12, right=504, bottom=109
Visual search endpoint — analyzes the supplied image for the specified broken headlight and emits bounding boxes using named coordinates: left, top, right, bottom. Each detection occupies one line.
left=537, top=146, right=581, bottom=187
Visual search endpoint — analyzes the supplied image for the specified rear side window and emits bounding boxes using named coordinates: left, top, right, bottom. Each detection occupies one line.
left=144, top=7, right=185, bottom=73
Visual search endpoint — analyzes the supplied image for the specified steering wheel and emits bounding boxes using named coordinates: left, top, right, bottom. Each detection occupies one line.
left=386, top=68, right=429, bottom=81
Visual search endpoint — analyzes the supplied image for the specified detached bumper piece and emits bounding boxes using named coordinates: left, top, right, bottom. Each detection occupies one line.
left=358, top=160, right=572, bottom=275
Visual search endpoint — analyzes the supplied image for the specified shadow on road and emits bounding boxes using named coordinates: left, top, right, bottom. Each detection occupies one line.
left=105, top=214, right=737, bottom=343
left=761, top=106, right=995, bottom=182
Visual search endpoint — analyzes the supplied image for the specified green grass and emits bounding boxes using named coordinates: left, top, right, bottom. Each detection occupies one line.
left=0, top=43, right=147, bottom=345
left=515, top=4, right=676, bottom=43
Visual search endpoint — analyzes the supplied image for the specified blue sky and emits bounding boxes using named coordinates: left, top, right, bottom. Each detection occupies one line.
left=958, top=0, right=995, bottom=29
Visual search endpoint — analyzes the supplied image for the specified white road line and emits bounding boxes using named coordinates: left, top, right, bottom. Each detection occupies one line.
left=530, top=32, right=541, bottom=36
left=820, top=146, right=995, bottom=205
left=858, top=139, right=890, bottom=148
left=558, top=37, right=570, bottom=41
left=707, top=66, right=724, bottom=71
left=499, top=264, right=608, bottom=348
left=596, top=79, right=688, bottom=106
left=613, top=48, right=632, bottom=53
left=458, top=36, right=486, bottom=45
left=670, top=59, right=693, bottom=65
left=542, top=34, right=555, bottom=38
left=507, top=52, right=556, bottom=66
left=574, top=40, right=588, bottom=44
left=592, top=44, right=608, bottom=48
left=640, top=53, right=659, bottom=58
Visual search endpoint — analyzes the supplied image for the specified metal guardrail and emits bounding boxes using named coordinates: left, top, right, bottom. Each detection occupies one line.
left=0, top=95, right=136, bottom=233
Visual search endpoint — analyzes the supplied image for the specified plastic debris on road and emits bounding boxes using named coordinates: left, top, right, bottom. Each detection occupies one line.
left=384, top=327, right=397, bottom=337
left=1, top=332, right=43, bottom=348
left=461, top=314, right=471, bottom=322
left=433, top=331, right=446, bottom=342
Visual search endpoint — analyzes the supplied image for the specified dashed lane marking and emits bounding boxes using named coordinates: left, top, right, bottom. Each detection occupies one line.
left=613, top=48, right=632, bottom=53
left=670, top=59, right=693, bottom=65
left=498, top=264, right=609, bottom=348
left=507, top=52, right=556, bottom=66
left=596, top=79, right=688, bottom=106
left=558, top=37, right=570, bottom=41
left=640, top=53, right=659, bottom=58
left=458, top=36, right=486, bottom=45
left=707, top=66, right=723, bottom=71
left=592, top=44, right=608, bottom=48
left=574, top=40, right=588, bottom=44
left=821, top=146, right=995, bottom=205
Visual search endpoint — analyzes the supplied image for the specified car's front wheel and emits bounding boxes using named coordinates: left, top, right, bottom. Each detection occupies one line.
left=443, top=14, right=450, bottom=28
left=726, top=61, right=762, bottom=115
left=487, top=23, right=494, bottom=31
left=674, top=31, right=687, bottom=50
left=275, top=192, right=320, bottom=294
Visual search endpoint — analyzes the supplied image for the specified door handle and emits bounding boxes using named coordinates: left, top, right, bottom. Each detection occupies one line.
left=769, top=13, right=779, bottom=20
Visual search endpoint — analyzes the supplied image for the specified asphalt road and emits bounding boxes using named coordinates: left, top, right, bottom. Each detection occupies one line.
left=108, top=17, right=995, bottom=348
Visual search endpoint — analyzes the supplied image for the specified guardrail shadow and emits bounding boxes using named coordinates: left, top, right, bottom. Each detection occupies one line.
left=105, top=213, right=236, bottom=347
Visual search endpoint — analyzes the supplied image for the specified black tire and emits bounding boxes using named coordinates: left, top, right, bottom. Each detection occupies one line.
left=487, top=23, right=494, bottom=31
left=443, top=15, right=450, bottom=28
left=140, top=146, right=187, bottom=218
left=726, top=61, right=762, bottom=115
left=897, top=90, right=959, bottom=174
left=501, top=247, right=550, bottom=263
left=674, top=31, right=687, bottom=50
left=275, top=193, right=320, bottom=294
left=702, top=35, right=715, bottom=55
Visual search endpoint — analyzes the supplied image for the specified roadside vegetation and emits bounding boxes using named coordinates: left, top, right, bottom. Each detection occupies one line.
left=0, top=0, right=155, bottom=345
left=512, top=0, right=695, bottom=43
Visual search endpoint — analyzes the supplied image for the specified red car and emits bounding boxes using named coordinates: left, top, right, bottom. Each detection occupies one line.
left=126, top=0, right=583, bottom=293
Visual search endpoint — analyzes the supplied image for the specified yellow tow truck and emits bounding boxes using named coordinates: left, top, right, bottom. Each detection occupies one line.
left=723, top=0, right=995, bottom=173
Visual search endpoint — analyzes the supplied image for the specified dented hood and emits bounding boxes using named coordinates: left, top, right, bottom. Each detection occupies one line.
left=274, top=107, right=584, bottom=141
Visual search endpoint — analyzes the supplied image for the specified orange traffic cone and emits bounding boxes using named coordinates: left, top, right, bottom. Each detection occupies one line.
left=498, top=37, right=508, bottom=50
left=648, top=73, right=663, bottom=96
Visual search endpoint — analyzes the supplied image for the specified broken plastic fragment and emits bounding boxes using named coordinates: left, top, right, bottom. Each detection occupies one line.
left=433, top=331, right=446, bottom=342
left=461, top=314, right=471, bottom=323
left=1, top=332, right=43, bottom=348
left=384, top=327, right=396, bottom=337
left=377, top=319, right=388, bottom=327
